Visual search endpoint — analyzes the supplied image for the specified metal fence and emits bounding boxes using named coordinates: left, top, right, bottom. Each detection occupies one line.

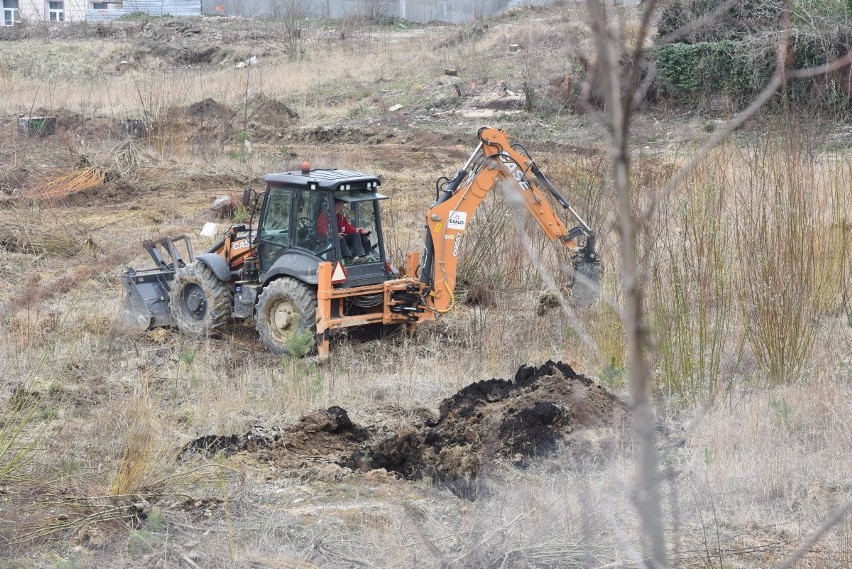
left=199, top=0, right=557, bottom=23
left=87, top=0, right=200, bottom=20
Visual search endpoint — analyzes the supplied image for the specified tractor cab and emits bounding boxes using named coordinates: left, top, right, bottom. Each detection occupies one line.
left=256, top=168, right=393, bottom=288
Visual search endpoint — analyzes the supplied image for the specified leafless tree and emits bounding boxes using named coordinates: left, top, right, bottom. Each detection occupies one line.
left=275, top=0, right=310, bottom=58
left=581, top=0, right=852, bottom=566
left=359, top=0, right=393, bottom=22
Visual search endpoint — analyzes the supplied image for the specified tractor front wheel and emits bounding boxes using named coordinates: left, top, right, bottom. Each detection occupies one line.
left=255, top=278, right=317, bottom=356
left=169, top=261, right=232, bottom=336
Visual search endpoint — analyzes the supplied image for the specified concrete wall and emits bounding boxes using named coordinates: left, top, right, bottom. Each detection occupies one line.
left=200, top=0, right=558, bottom=23
left=398, top=0, right=555, bottom=23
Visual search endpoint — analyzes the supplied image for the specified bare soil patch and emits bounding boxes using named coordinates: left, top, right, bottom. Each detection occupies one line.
left=184, top=360, right=626, bottom=496
left=363, top=359, right=626, bottom=493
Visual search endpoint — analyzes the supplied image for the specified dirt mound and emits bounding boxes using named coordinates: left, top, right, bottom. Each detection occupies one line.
left=157, top=97, right=237, bottom=148
left=187, top=98, right=233, bottom=120
left=361, top=360, right=626, bottom=485
left=292, top=125, right=401, bottom=145
left=176, top=45, right=223, bottom=65
left=249, top=94, right=299, bottom=123
left=184, top=362, right=626, bottom=493
left=246, top=94, right=299, bottom=142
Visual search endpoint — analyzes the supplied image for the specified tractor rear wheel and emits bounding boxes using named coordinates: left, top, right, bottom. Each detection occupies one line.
left=255, top=278, right=317, bottom=356
left=169, top=261, right=232, bottom=336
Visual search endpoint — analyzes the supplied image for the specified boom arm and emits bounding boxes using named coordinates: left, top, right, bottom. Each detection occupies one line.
left=420, top=127, right=598, bottom=312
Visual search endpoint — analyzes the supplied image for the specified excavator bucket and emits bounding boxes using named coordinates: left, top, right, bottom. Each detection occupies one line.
left=121, top=268, right=174, bottom=330
left=119, top=235, right=194, bottom=330
left=571, top=251, right=602, bottom=309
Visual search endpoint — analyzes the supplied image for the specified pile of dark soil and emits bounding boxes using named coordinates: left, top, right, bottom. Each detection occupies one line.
left=182, top=407, right=372, bottom=471
left=187, top=98, right=233, bottom=120
left=290, top=125, right=402, bottom=145
left=183, top=361, right=627, bottom=492
left=361, top=360, right=626, bottom=484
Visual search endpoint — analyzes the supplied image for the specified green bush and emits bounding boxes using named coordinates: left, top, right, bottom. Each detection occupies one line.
left=655, top=41, right=774, bottom=102
left=654, top=38, right=852, bottom=115
left=657, top=0, right=781, bottom=43
left=654, top=0, right=852, bottom=116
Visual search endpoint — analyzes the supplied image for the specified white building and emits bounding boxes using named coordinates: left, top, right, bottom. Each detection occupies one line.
left=0, top=0, right=198, bottom=24
left=2, top=0, right=87, bottom=24
left=1, top=0, right=547, bottom=26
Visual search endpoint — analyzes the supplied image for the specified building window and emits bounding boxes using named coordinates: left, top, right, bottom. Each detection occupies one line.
left=48, top=0, right=64, bottom=20
left=92, top=1, right=107, bottom=8
left=2, top=0, right=18, bottom=26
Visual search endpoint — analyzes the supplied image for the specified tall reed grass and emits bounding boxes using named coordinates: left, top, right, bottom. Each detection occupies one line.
left=648, top=151, right=735, bottom=397
left=645, top=124, right=850, bottom=395
left=735, top=130, right=850, bottom=384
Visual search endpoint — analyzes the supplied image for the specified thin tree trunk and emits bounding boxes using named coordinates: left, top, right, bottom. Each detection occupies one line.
left=585, top=0, right=667, bottom=565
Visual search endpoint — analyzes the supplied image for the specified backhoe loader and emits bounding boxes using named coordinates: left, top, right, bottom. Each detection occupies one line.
left=122, top=127, right=601, bottom=358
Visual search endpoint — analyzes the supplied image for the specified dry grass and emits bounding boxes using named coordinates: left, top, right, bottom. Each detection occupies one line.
left=25, top=167, right=106, bottom=199
left=2, top=169, right=851, bottom=566
left=669, top=371, right=852, bottom=565
left=0, top=27, right=443, bottom=123
left=0, top=6, right=593, bottom=128
left=1, top=5, right=852, bottom=567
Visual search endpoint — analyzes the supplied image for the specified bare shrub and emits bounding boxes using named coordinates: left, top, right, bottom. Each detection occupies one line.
left=648, top=148, right=736, bottom=398
left=735, top=129, right=850, bottom=384
left=274, top=0, right=308, bottom=60
left=1, top=205, right=98, bottom=257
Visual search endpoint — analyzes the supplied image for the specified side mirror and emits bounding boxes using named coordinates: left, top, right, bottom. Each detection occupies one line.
left=241, top=187, right=252, bottom=207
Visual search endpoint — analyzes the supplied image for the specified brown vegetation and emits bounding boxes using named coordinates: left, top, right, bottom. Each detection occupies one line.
left=1, top=4, right=851, bottom=568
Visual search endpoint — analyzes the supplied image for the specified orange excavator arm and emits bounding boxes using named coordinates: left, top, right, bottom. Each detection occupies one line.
left=419, top=127, right=600, bottom=312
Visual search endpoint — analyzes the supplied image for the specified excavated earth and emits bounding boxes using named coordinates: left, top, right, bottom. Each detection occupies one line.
left=184, top=360, right=628, bottom=495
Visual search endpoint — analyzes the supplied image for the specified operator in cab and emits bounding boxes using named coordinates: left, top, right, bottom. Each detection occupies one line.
left=317, top=198, right=371, bottom=263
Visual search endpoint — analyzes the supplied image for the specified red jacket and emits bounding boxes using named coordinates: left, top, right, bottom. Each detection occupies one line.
left=317, top=212, right=358, bottom=238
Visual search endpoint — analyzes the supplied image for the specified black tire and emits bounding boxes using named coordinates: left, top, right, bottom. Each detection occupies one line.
left=255, top=278, right=317, bottom=356
left=169, top=261, right=232, bottom=336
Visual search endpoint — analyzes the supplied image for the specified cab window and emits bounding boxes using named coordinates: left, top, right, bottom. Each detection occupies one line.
left=293, top=191, right=334, bottom=258
left=258, top=187, right=292, bottom=268
left=349, top=200, right=377, bottom=236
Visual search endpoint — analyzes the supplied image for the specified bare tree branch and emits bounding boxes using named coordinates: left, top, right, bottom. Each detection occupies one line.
left=624, top=0, right=659, bottom=118
left=777, top=499, right=852, bottom=569
left=574, top=48, right=618, bottom=147
left=788, top=52, right=852, bottom=79
left=655, top=0, right=740, bottom=46
left=630, top=60, right=658, bottom=112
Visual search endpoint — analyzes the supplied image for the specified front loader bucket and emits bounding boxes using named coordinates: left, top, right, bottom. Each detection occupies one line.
left=570, top=251, right=602, bottom=309
left=121, top=268, right=174, bottom=330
